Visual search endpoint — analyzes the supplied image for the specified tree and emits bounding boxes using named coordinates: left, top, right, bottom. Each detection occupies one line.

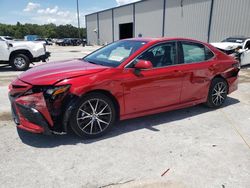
left=0, top=22, right=86, bottom=39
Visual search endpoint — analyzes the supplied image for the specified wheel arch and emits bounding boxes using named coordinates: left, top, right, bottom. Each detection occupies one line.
left=84, top=89, right=120, bottom=121
left=212, top=74, right=229, bottom=93
left=9, top=50, right=33, bottom=61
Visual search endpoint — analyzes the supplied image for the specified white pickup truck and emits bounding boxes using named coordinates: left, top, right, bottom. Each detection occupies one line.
left=0, top=36, right=50, bottom=71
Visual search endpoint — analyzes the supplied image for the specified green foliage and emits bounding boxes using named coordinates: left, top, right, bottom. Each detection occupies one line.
left=0, top=22, right=86, bottom=39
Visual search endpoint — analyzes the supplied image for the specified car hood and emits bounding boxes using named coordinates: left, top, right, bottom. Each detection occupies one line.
left=18, top=59, right=109, bottom=85
left=210, top=42, right=242, bottom=50
left=9, top=40, right=39, bottom=45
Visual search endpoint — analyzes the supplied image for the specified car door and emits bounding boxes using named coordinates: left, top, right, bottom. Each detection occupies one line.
left=241, top=51, right=250, bottom=66
left=178, top=41, right=215, bottom=103
left=122, top=41, right=184, bottom=114
left=241, top=39, right=250, bottom=66
left=0, top=39, right=9, bottom=61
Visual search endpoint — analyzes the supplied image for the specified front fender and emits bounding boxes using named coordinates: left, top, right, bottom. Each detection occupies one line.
left=62, top=94, right=81, bottom=133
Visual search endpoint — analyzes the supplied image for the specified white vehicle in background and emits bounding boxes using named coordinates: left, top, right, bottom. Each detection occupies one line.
left=0, top=36, right=50, bottom=71
left=211, top=36, right=250, bottom=67
left=35, top=38, right=53, bottom=45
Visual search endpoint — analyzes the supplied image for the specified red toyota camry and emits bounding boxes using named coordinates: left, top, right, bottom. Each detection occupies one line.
left=9, top=38, right=239, bottom=138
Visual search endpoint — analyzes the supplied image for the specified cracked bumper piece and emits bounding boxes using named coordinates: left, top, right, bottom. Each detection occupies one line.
left=9, top=92, right=53, bottom=135
left=15, top=103, right=51, bottom=134
left=34, top=52, right=51, bottom=62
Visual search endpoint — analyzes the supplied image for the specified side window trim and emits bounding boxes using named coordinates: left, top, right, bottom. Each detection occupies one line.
left=177, top=41, right=184, bottom=64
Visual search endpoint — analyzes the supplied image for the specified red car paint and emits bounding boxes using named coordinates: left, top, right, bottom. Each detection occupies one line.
left=18, top=59, right=109, bottom=85
left=9, top=38, right=239, bottom=134
left=16, top=93, right=53, bottom=126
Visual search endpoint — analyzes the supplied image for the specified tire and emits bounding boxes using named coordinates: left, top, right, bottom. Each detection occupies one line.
left=10, top=54, right=30, bottom=71
left=70, top=93, right=117, bottom=139
left=205, top=77, right=228, bottom=108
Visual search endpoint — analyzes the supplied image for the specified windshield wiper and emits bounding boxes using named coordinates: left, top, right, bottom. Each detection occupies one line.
left=83, top=59, right=98, bottom=65
left=84, top=59, right=106, bottom=66
left=88, top=61, right=98, bottom=65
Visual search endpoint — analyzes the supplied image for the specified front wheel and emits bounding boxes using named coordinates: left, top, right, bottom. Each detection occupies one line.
left=70, top=93, right=117, bottom=138
left=10, top=54, right=30, bottom=71
left=205, top=78, right=228, bottom=108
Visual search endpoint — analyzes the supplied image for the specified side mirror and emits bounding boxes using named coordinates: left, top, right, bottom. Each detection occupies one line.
left=134, top=60, right=153, bottom=70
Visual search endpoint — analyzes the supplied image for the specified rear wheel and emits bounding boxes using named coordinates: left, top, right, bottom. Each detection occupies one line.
left=70, top=93, right=116, bottom=138
left=10, top=54, right=30, bottom=71
left=206, top=78, right=228, bottom=108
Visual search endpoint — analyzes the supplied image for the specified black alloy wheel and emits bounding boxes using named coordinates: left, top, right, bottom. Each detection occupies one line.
left=206, top=78, right=228, bottom=108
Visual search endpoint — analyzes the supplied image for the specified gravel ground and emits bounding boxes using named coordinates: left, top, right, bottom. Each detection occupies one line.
left=0, top=45, right=250, bottom=188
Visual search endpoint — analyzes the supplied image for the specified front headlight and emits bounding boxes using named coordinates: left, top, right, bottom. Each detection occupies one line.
left=24, top=85, right=71, bottom=99
left=45, top=85, right=71, bottom=96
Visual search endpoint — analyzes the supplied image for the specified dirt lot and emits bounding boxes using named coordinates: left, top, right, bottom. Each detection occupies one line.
left=0, top=45, right=250, bottom=188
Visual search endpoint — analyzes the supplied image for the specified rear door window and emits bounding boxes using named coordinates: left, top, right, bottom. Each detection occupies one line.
left=181, top=41, right=214, bottom=64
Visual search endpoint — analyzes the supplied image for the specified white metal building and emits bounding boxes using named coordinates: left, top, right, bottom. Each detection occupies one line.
left=85, top=0, right=250, bottom=45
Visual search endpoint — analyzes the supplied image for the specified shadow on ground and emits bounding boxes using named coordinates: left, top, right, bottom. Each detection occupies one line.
left=0, top=65, right=14, bottom=72
left=17, top=97, right=239, bottom=148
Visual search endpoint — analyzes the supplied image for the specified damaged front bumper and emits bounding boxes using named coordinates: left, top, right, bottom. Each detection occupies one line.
left=9, top=92, right=53, bottom=135
left=8, top=78, right=70, bottom=135
left=34, top=52, right=51, bottom=62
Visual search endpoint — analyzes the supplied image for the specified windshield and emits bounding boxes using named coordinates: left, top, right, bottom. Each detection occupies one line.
left=222, top=37, right=247, bottom=43
left=84, top=40, right=148, bottom=67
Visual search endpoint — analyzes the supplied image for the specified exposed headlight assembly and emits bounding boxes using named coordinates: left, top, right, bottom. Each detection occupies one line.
left=45, top=85, right=71, bottom=96
left=25, top=85, right=71, bottom=99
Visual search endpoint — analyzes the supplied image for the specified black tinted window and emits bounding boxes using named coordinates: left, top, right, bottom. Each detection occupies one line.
left=205, top=47, right=214, bottom=60
left=5, top=37, right=13, bottom=40
left=244, top=41, right=250, bottom=49
left=136, top=42, right=177, bottom=68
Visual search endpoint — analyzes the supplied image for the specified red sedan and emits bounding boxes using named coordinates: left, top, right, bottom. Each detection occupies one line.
left=9, top=38, right=239, bottom=138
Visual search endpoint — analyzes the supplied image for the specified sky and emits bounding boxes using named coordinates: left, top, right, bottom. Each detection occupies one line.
left=0, top=0, right=140, bottom=27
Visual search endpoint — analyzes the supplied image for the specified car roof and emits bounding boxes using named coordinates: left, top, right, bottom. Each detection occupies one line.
left=124, top=37, right=206, bottom=44
left=223, top=36, right=250, bottom=42
left=227, top=36, right=249, bottom=40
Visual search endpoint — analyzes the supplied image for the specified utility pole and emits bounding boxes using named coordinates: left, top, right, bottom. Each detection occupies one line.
left=77, top=0, right=81, bottom=39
